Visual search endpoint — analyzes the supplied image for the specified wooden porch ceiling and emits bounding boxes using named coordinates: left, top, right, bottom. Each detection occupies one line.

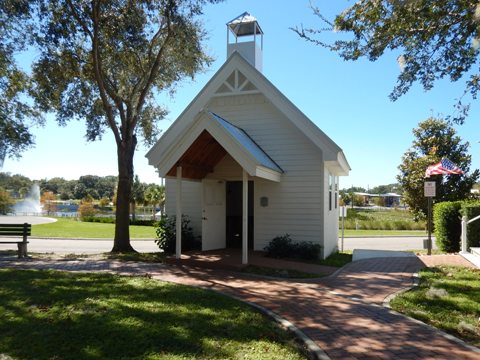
left=166, top=130, right=227, bottom=180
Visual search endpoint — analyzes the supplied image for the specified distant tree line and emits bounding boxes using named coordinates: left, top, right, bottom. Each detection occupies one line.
left=0, top=173, right=117, bottom=200
left=0, top=172, right=160, bottom=203
left=0, top=172, right=165, bottom=218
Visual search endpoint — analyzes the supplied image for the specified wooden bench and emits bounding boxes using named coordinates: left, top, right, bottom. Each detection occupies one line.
left=0, top=223, right=31, bottom=258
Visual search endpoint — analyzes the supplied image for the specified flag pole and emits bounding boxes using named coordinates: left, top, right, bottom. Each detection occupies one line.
left=427, top=197, right=432, bottom=256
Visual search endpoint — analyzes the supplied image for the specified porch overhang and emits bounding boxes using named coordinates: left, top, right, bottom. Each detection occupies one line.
left=149, top=112, right=283, bottom=182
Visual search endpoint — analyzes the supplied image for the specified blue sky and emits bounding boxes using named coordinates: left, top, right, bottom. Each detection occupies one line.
left=3, top=0, right=479, bottom=190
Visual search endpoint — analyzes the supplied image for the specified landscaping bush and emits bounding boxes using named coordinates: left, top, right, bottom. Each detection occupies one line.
left=81, top=216, right=115, bottom=224
left=461, top=202, right=480, bottom=249
left=433, top=201, right=463, bottom=252
left=155, top=215, right=200, bottom=254
left=130, top=219, right=156, bottom=226
left=81, top=217, right=156, bottom=226
left=264, top=234, right=322, bottom=260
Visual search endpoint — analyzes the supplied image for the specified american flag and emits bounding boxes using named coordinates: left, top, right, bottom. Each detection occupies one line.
left=425, top=158, right=464, bottom=178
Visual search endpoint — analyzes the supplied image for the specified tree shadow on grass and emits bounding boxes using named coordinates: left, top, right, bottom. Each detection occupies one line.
left=0, top=270, right=302, bottom=360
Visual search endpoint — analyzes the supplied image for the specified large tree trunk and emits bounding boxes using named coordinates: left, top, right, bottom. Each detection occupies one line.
left=111, top=136, right=136, bottom=252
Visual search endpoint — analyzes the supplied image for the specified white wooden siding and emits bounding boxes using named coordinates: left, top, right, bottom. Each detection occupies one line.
left=208, top=94, right=327, bottom=252
left=165, top=178, right=202, bottom=237
left=205, top=154, right=243, bottom=180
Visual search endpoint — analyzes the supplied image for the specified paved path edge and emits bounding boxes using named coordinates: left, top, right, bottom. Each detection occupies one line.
left=173, top=279, right=331, bottom=360
left=382, top=273, right=480, bottom=355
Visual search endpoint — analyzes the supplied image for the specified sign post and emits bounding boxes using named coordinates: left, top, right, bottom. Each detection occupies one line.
left=424, top=181, right=436, bottom=255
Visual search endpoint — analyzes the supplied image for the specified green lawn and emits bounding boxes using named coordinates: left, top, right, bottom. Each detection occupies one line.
left=32, top=217, right=427, bottom=239
left=341, top=208, right=426, bottom=231
left=339, top=229, right=426, bottom=237
left=390, top=266, right=480, bottom=347
left=0, top=269, right=307, bottom=360
left=32, top=217, right=156, bottom=239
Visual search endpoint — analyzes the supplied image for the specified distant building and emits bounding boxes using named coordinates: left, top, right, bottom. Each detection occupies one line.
left=353, top=192, right=402, bottom=207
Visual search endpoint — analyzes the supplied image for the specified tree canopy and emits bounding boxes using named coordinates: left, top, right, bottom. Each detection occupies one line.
left=0, top=1, right=43, bottom=161
left=9, top=0, right=222, bottom=251
left=294, top=1, right=480, bottom=122
left=397, top=118, right=479, bottom=218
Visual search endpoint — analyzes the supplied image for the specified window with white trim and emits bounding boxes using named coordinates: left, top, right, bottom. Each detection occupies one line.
left=335, top=176, right=339, bottom=209
left=329, top=174, right=333, bottom=211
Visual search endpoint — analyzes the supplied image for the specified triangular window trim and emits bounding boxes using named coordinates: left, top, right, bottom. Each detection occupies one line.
left=214, top=69, right=259, bottom=96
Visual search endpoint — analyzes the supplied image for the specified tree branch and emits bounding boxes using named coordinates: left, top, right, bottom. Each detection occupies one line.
left=132, top=12, right=174, bottom=135
left=90, top=0, right=122, bottom=145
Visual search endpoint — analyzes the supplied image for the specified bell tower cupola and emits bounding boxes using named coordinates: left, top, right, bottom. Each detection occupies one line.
left=227, top=12, right=264, bottom=72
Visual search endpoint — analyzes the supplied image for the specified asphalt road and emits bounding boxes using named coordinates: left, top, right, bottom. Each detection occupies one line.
left=1, top=216, right=435, bottom=254
left=342, top=236, right=436, bottom=251
left=0, top=236, right=435, bottom=255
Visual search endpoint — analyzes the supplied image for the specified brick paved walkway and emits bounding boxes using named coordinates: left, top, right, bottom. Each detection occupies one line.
left=1, top=256, right=479, bottom=360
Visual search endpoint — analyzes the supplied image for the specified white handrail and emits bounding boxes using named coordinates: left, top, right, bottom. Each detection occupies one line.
left=467, top=214, right=480, bottom=224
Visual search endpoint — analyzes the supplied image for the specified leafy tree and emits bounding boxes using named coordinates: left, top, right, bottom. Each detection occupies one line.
left=73, top=183, right=87, bottom=200
left=96, top=176, right=117, bottom=199
left=0, top=172, right=32, bottom=197
left=0, top=187, right=14, bottom=214
left=294, top=1, right=480, bottom=123
left=340, top=186, right=368, bottom=205
left=0, top=1, right=43, bottom=161
left=78, top=194, right=97, bottom=220
left=99, top=196, right=111, bottom=208
left=40, top=191, right=57, bottom=215
left=21, top=0, right=221, bottom=252
left=40, top=177, right=64, bottom=194
left=369, top=184, right=401, bottom=195
left=398, top=118, right=479, bottom=217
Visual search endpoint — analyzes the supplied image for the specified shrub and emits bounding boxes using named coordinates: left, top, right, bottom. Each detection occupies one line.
left=81, top=216, right=115, bottom=224
left=264, top=234, right=322, bottom=261
left=155, top=215, right=199, bottom=254
left=81, top=217, right=156, bottom=226
left=0, top=187, right=13, bottom=214
left=461, top=202, right=480, bottom=249
left=78, top=199, right=97, bottom=220
left=130, top=219, right=156, bottom=227
left=433, top=201, right=463, bottom=252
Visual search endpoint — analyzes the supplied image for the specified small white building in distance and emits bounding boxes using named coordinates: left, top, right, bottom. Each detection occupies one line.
left=146, top=13, right=350, bottom=263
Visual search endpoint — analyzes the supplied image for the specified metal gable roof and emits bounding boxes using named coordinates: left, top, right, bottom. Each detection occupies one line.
left=208, top=112, right=283, bottom=174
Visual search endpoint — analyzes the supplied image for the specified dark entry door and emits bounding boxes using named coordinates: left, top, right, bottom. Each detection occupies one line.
left=226, top=181, right=253, bottom=249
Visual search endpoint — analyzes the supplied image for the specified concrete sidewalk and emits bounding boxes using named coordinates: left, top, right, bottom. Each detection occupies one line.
left=0, top=256, right=478, bottom=359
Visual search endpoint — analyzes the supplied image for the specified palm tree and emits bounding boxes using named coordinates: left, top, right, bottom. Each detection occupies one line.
left=144, top=184, right=165, bottom=220
left=130, top=175, right=145, bottom=222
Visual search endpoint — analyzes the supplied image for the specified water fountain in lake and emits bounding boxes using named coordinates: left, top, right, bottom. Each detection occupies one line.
left=13, top=183, right=43, bottom=215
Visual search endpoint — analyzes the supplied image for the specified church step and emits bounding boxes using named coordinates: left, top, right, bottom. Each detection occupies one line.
left=460, top=248, right=480, bottom=268
left=470, top=247, right=480, bottom=257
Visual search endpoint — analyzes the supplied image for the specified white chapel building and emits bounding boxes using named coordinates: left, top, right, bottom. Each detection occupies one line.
left=146, top=13, right=350, bottom=264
